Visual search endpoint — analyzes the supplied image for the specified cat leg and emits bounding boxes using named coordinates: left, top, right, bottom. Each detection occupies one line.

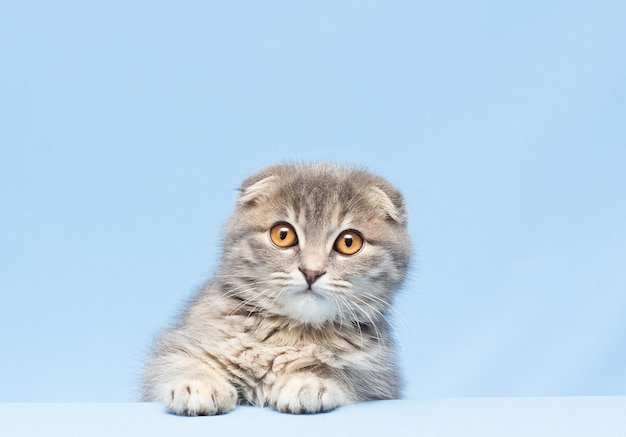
left=143, top=354, right=238, bottom=416
left=268, top=371, right=352, bottom=414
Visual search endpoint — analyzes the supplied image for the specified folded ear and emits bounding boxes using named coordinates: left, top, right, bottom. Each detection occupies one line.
left=368, top=185, right=407, bottom=224
left=237, top=174, right=280, bottom=205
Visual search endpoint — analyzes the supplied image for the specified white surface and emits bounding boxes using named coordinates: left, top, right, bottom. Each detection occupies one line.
left=2, top=398, right=625, bottom=437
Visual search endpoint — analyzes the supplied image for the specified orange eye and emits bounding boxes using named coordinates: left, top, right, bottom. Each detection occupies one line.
left=334, top=230, right=364, bottom=255
left=269, top=223, right=298, bottom=248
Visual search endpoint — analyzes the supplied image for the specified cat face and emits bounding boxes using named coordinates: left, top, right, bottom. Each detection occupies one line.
left=219, top=163, right=411, bottom=326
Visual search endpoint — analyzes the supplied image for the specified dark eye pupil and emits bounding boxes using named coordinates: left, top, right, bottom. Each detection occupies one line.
left=344, top=235, right=353, bottom=247
left=279, top=229, right=289, bottom=240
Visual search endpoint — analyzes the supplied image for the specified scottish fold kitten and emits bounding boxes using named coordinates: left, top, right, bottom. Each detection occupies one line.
left=142, top=163, right=411, bottom=415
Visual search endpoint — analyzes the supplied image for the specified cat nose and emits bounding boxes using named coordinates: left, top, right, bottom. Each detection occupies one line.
left=299, top=268, right=326, bottom=286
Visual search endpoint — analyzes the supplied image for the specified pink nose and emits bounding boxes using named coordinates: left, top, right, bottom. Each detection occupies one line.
left=299, top=268, right=326, bottom=286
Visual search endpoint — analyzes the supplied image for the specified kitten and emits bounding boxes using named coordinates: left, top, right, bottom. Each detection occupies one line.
left=142, top=163, right=411, bottom=415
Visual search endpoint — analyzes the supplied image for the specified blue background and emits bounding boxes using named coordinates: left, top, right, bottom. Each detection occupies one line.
left=1, top=0, right=624, bottom=402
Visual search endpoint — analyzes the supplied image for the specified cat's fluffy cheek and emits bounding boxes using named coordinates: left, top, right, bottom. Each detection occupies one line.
left=166, top=378, right=237, bottom=416
left=270, top=373, right=351, bottom=414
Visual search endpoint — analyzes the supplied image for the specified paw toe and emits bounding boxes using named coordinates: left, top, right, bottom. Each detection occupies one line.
left=166, top=379, right=237, bottom=416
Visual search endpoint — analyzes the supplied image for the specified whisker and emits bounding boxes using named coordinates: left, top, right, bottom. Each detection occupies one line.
left=349, top=295, right=389, bottom=345
left=193, top=279, right=279, bottom=314
left=245, top=284, right=285, bottom=319
left=337, top=295, right=364, bottom=347
left=363, top=292, right=402, bottom=330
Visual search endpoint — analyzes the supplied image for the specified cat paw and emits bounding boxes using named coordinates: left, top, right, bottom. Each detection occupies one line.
left=166, top=378, right=237, bottom=416
left=271, top=373, right=350, bottom=414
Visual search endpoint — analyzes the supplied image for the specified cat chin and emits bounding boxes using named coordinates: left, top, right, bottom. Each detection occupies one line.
left=279, top=291, right=338, bottom=326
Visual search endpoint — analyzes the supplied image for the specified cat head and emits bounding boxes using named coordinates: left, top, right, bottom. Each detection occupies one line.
left=218, top=163, right=411, bottom=326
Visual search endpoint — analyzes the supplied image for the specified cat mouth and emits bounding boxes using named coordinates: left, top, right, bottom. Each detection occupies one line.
left=293, top=286, right=327, bottom=299
left=281, top=284, right=337, bottom=324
